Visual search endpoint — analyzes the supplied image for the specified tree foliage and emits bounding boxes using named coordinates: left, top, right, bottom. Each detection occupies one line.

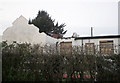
left=29, top=10, right=67, bottom=38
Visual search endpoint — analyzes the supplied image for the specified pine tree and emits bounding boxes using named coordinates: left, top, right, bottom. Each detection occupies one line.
left=29, top=10, right=67, bottom=38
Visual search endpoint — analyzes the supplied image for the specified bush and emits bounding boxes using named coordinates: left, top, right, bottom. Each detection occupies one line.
left=2, top=42, right=120, bottom=82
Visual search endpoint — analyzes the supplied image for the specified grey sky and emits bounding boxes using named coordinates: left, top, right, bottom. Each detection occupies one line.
left=0, top=0, right=119, bottom=37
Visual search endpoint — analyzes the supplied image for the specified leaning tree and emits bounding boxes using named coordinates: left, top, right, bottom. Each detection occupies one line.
left=29, top=10, right=67, bottom=38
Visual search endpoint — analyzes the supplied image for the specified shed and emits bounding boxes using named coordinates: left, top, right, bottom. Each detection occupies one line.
left=59, top=35, right=120, bottom=55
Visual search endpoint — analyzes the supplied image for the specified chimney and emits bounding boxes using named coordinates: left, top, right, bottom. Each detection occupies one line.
left=91, top=27, right=93, bottom=37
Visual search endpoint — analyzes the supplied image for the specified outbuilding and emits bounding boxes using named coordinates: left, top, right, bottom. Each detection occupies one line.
left=59, top=35, right=120, bottom=55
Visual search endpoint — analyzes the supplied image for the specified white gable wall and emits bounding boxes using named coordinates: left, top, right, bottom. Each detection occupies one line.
left=2, top=16, right=57, bottom=46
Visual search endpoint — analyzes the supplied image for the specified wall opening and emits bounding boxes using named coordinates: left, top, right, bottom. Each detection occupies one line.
left=60, top=42, right=72, bottom=54
left=99, top=40, right=114, bottom=55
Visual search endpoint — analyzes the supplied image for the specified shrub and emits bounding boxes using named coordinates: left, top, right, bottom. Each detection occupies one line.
left=2, top=42, right=120, bottom=82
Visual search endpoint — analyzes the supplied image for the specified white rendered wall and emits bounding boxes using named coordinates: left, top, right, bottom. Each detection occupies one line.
left=58, top=38, right=74, bottom=45
left=46, top=35, right=58, bottom=46
left=58, top=37, right=119, bottom=54
left=73, top=38, right=119, bottom=54
left=2, top=16, right=57, bottom=46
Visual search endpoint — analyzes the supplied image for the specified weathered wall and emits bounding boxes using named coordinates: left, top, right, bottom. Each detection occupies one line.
left=74, top=38, right=119, bottom=46
left=46, top=35, right=58, bottom=46
left=59, top=37, right=120, bottom=54
left=73, top=38, right=119, bottom=54
left=2, top=16, right=57, bottom=46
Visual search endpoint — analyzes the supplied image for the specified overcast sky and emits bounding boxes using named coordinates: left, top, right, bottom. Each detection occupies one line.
left=0, top=0, right=119, bottom=37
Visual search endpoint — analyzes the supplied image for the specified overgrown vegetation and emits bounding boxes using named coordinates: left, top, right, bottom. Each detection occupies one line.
left=2, top=42, right=120, bottom=82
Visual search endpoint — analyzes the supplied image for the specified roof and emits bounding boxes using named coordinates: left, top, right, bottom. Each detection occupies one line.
left=51, top=34, right=63, bottom=39
left=62, top=37, right=73, bottom=39
left=75, top=35, right=120, bottom=40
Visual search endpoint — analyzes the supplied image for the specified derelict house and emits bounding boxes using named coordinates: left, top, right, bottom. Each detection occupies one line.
left=59, top=35, right=120, bottom=55
left=2, top=16, right=58, bottom=47
left=1, top=15, right=120, bottom=55
left=59, top=1, right=120, bottom=55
